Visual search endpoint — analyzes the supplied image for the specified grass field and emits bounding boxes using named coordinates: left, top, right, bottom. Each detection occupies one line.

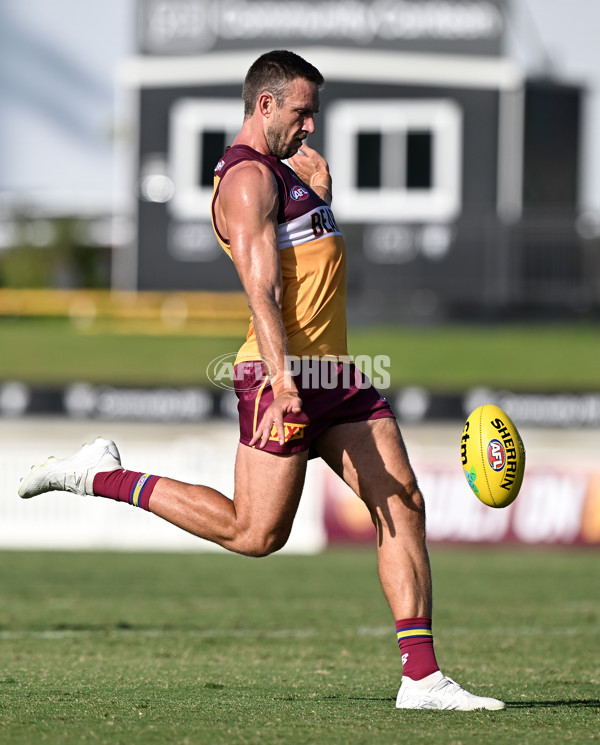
left=0, top=548, right=598, bottom=745
left=0, top=317, right=599, bottom=390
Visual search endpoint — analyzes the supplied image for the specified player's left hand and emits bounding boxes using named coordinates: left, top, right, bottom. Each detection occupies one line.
left=288, top=144, right=330, bottom=189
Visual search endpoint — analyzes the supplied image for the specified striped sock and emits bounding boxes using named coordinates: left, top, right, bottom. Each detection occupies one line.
left=92, top=469, right=160, bottom=511
left=395, top=617, right=440, bottom=681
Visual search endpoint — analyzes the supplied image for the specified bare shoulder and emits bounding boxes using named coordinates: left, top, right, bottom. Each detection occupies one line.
left=220, top=160, right=277, bottom=209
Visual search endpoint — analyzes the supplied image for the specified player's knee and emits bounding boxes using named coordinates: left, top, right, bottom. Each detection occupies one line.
left=236, top=527, right=290, bottom=558
left=400, top=479, right=427, bottom=534
left=376, top=477, right=425, bottom=514
left=375, top=479, right=426, bottom=538
left=405, top=478, right=425, bottom=513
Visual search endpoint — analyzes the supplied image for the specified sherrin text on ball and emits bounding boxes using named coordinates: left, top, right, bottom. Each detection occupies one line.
left=461, top=404, right=525, bottom=508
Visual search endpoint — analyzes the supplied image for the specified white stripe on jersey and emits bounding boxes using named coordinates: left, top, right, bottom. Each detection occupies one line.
left=277, top=205, right=341, bottom=250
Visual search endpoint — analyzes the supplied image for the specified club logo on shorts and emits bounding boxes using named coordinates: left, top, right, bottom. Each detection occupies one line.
left=290, top=185, right=309, bottom=201
left=269, top=422, right=307, bottom=442
left=487, top=439, right=506, bottom=471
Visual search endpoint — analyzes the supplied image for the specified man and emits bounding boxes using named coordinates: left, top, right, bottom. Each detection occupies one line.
left=19, top=50, right=504, bottom=711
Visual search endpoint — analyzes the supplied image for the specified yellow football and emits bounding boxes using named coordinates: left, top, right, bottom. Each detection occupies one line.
left=461, top=404, right=526, bottom=508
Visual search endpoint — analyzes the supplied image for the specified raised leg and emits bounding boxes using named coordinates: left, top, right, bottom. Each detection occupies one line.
left=148, top=443, right=309, bottom=557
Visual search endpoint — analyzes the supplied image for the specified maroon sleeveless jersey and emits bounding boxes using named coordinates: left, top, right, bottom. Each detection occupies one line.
left=211, top=143, right=348, bottom=362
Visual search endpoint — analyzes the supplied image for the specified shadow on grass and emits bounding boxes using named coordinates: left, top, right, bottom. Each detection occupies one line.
left=343, top=697, right=600, bottom=709
left=506, top=700, right=600, bottom=709
left=0, top=622, right=190, bottom=638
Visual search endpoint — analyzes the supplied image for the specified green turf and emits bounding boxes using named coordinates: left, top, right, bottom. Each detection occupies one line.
left=0, top=317, right=599, bottom=390
left=0, top=547, right=597, bottom=744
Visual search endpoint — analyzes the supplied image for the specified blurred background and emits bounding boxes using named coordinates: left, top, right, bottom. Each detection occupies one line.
left=0, top=0, right=598, bottom=551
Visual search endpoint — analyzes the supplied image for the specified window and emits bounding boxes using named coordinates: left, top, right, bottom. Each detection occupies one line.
left=200, top=130, right=227, bottom=187
left=169, top=99, right=242, bottom=219
left=406, top=131, right=433, bottom=189
left=326, top=100, right=462, bottom=222
left=356, top=132, right=382, bottom=188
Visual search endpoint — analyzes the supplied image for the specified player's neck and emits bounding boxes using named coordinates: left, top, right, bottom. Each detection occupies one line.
left=232, top=120, right=271, bottom=156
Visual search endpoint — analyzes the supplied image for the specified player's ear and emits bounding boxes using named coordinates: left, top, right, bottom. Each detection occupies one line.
left=258, top=91, right=274, bottom=118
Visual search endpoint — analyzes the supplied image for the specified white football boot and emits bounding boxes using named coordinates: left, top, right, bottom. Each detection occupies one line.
left=18, top=437, right=122, bottom=499
left=396, top=671, right=505, bottom=711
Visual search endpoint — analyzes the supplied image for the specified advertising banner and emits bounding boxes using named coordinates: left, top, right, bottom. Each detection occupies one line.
left=324, top=462, right=600, bottom=546
left=137, top=0, right=506, bottom=57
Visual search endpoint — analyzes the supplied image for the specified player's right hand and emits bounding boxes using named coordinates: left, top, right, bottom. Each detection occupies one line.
left=249, top=392, right=303, bottom=449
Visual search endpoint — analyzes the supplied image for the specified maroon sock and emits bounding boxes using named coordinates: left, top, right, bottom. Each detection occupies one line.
left=93, top=469, right=160, bottom=511
left=395, top=617, right=440, bottom=680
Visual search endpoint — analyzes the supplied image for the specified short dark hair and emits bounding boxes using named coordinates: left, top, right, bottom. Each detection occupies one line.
left=242, top=50, right=324, bottom=118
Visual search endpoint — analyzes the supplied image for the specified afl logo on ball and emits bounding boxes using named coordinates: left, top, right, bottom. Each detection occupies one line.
left=290, top=185, right=309, bottom=201
left=487, top=439, right=506, bottom=471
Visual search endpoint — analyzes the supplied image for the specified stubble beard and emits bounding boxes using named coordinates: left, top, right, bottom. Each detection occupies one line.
left=265, top=121, right=302, bottom=160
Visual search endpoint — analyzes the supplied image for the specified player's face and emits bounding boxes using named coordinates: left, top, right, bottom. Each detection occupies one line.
left=265, top=78, right=319, bottom=160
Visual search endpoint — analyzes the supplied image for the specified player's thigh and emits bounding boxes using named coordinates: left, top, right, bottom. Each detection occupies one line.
left=316, top=418, right=424, bottom=531
left=233, top=442, right=309, bottom=539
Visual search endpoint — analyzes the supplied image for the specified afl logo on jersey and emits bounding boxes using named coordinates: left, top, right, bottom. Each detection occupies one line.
left=290, top=185, right=309, bottom=201
left=487, top=439, right=506, bottom=471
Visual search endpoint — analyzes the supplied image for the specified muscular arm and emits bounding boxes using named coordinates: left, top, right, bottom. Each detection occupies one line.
left=219, top=162, right=301, bottom=446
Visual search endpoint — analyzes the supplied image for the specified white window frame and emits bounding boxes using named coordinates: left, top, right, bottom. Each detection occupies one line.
left=325, top=99, right=463, bottom=222
left=168, top=98, right=242, bottom=220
